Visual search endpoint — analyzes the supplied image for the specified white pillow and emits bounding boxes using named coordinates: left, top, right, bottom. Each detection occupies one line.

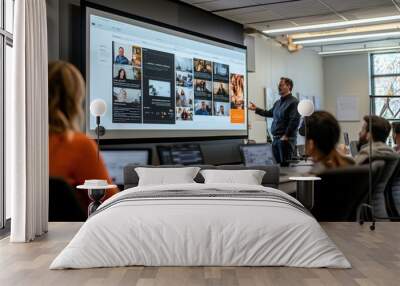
left=135, top=167, right=200, bottom=186
left=200, top=169, right=266, bottom=185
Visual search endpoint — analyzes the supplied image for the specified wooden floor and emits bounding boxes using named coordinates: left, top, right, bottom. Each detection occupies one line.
left=0, top=222, right=399, bottom=286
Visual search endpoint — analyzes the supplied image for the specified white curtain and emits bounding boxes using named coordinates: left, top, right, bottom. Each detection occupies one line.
left=7, top=0, right=49, bottom=242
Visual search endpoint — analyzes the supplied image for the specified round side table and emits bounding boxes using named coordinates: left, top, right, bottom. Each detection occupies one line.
left=76, top=184, right=116, bottom=216
left=289, top=176, right=321, bottom=210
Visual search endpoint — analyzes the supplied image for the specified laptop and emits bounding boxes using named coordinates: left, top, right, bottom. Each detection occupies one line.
left=349, top=141, right=359, bottom=157
left=240, top=143, right=276, bottom=166
left=101, top=148, right=151, bottom=185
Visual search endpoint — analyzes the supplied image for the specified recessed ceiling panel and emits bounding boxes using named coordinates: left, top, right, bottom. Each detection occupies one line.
left=321, top=0, right=394, bottom=12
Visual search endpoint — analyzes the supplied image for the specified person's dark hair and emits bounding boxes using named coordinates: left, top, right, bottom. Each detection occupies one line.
left=392, top=121, right=400, bottom=135
left=305, top=111, right=340, bottom=155
left=118, top=68, right=126, bottom=80
left=280, top=77, right=293, bottom=91
left=363, top=115, right=391, bottom=143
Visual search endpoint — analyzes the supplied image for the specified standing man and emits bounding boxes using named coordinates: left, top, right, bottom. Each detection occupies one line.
left=249, top=77, right=300, bottom=166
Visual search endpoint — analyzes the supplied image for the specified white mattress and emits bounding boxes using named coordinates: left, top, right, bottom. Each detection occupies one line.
left=50, top=183, right=351, bottom=269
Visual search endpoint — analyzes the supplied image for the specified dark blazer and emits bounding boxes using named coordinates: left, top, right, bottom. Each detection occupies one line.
left=255, top=94, right=300, bottom=138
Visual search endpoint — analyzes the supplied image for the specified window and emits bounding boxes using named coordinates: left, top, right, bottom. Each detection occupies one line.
left=370, top=53, right=400, bottom=120
left=1, top=0, right=14, bottom=230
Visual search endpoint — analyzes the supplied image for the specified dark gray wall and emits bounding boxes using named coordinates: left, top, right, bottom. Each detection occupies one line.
left=46, top=0, right=245, bottom=165
left=49, top=0, right=244, bottom=69
left=88, top=0, right=244, bottom=45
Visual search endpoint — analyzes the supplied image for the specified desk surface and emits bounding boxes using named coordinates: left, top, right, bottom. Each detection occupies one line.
left=279, top=164, right=313, bottom=194
left=280, top=164, right=313, bottom=183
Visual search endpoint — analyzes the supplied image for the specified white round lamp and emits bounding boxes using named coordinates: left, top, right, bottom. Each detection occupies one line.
left=90, top=99, right=107, bottom=160
left=90, top=99, right=107, bottom=117
left=297, top=99, right=314, bottom=116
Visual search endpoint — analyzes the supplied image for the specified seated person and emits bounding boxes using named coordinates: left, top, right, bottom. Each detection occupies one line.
left=354, top=115, right=394, bottom=164
left=392, top=122, right=400, bottom=153
left=48, top=61, right=118, bottom=212
left=304, top=111, right=354, bottom=173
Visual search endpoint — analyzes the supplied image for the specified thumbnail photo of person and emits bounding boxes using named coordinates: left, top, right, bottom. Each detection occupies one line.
left=176, top=86, right=193, bottom=108
left=194, top=99, right=212, bottom=116
left=213, top=81, right=229, bottom=102
left=149, top=79, right=171, bottom=98
left=113, top=64, right=141, bottom=89
left=176, top=107, right=193, bottom=121
left=230, top=73, right=245, bottom=109
left=176, top=71, right=193, bottom=88
left=112, top=87, right=142, bottom=123
left=176, top=56, right=193, bottom=73
left=133, top=68, right=142, bottom=81
left=213, top=62, right=229, bottom=82
left=113, top=64, right=134, bottom=80
left=194, top=79, right=212, bottom=99
left=113, top=87, right=141, bottom=103
left=193, top=58, right=212, bottom=80
left=132, top=46, right=142, bottom=67
left=113, top=42, right=132, bottom=65
left=214, top=102, right=230, bottom=116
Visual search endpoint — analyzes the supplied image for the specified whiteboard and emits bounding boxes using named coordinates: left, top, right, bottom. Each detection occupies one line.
left=336, top=96, right=359, bottom=121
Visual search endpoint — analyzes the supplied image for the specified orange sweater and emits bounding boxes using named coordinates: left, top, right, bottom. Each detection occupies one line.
left=49, top=132, right=118, bottom=209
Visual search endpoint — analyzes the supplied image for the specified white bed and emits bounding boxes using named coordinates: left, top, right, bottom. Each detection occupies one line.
left=50, top=183, right=351, bottom=269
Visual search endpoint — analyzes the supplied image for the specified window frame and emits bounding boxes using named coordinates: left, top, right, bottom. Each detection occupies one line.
left=370, top=52, right=400, bottom=120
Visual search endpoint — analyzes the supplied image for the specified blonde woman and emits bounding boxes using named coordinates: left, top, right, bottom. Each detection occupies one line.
left=48, top=61, right=118, bottom=211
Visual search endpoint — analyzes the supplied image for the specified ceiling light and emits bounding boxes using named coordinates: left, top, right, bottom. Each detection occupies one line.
left=293, top=31, right=400, bottom=45
left=291, top=23, right=400, bottom=39
left=263, top=15, right=400, bottom=34
left=318, top=45, right=400, bottom=55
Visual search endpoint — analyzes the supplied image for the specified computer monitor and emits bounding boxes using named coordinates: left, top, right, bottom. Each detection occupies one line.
left=240, top=144, right=276, bottom=166
left=101, top=148, right=151, bottom=185
left=171, top=144, right=204, bottom=165
left=157, top=146, right=174, bottom=165
left=157, top=144, right=204, bottom=165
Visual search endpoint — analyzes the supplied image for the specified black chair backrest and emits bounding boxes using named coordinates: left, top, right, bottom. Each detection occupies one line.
left=49, top=177, right=86, bottom=222
left=380, top=156, right=400, bottom=218
left=311, top=161, right=384, bottom=221
left=366, top=155, right=400, bottom=218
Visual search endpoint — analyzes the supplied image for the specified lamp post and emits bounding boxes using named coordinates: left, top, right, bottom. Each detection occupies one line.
left=89, top=99, right=107, bottom=160
left=297, top=99, right=315, bottom=161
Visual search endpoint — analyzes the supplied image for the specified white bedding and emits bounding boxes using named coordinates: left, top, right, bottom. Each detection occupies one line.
left=50, top=183, right=351, bottom=269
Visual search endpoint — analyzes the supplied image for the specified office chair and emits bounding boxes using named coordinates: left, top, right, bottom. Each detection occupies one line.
left=49, top=177, right=87, bottom=222
left=386, top=160, right=400, bottom=220
left=311, top=161, right=384, bottom=221
left=358, top=155, right=400, bottom=225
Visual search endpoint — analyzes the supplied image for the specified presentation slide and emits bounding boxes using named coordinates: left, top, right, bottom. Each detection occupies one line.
left=87, top=8, right=247, bottom=139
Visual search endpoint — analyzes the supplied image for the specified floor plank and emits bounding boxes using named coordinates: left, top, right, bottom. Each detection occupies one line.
left=0, top=222, right=399, bottom=286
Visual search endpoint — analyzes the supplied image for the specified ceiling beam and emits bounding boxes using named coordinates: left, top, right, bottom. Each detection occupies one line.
left=304, top=37, right=400, bottom=48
